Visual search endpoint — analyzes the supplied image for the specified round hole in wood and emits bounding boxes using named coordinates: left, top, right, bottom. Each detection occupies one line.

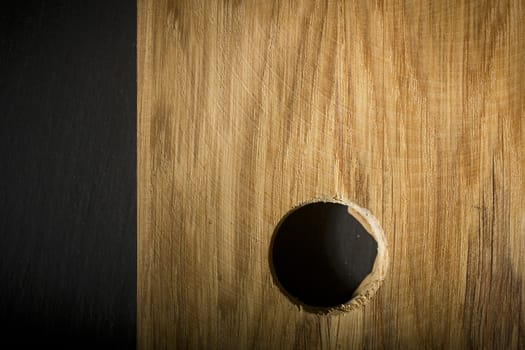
left=270, top=199, right=389, bottom=313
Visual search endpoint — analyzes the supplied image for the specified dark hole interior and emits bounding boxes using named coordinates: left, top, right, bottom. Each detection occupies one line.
left=271, top=202, right=378, bottom=309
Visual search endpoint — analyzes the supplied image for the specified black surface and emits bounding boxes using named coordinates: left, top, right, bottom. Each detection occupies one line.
left=271, top=202, right=377, bottom=308
left=0, top=1, right=135, bottom=346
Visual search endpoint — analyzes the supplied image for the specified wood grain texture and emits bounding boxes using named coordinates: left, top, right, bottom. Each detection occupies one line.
left=0, top=1, right=136, bottom=346
left=138, top=0, right=525, bottom=348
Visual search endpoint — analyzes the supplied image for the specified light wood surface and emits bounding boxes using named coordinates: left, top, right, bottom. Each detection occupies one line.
left=138, top=1, right=525, bottom=348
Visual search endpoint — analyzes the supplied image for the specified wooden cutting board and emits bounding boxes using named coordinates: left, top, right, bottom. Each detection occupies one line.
left=138, top=0, right=525, bottom=348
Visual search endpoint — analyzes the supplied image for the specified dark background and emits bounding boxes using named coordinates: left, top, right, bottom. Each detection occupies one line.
left=0, top=1, right=135, bottom=347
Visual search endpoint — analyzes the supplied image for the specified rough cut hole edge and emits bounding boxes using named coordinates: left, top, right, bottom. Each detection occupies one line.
left=269, top=196, right=390, bottom=315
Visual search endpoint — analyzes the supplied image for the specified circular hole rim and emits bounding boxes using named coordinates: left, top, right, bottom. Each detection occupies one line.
left=269, top=197, right=389, bottom=315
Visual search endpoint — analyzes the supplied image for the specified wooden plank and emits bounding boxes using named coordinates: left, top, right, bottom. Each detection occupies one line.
left=138, top=0, right=525, bottom=348
left=0, top=1, right=136, bottom=346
